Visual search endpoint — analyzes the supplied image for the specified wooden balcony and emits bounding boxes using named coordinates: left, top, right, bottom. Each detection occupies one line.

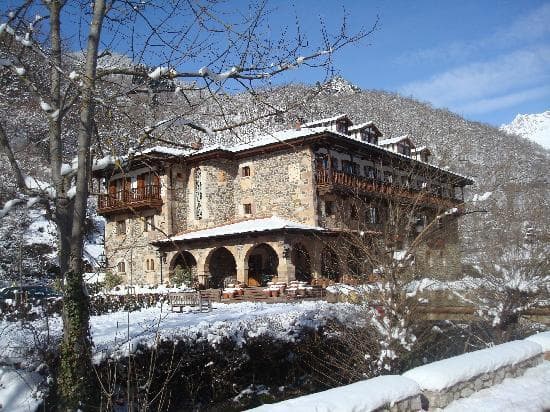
left=315, top=168, right=462, bottom=210
left=97, top=184, right=162, bottom=216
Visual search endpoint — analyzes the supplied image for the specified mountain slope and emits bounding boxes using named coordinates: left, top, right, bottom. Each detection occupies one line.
left=500, top=111, right=550, bottom=149
left=1, top=73, right=549, bottom=275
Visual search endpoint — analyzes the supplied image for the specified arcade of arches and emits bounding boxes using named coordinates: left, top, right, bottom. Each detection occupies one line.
left=163, top=236, right=367, bottom=287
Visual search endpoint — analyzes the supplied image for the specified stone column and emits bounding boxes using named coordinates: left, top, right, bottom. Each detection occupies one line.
left=310, top=242, right=324, bottom=279
left=236, top=261, right=247, bottom=285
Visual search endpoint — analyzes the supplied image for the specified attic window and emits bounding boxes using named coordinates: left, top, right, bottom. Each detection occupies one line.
left=336, top=121, right=348, bottom=134
left=242, top=166, right=251, bottom=177
left=397, top=143, right=411, bottom=156
left=243, top=203, right=252, bottom=215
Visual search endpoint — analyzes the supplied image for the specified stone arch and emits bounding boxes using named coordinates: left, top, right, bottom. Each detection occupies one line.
left=170, top=250, right=197, bottom=272
left=169, top=250, right=198, bottom=286
left=321, top=246, right=340, bottom=282
left=205, top=247, right=237, bottom=288
left=347, top=245, right=372, bottom=280
left=292, top=243, right=312, bottom=282
left=245, top=243, right=279, bottom=286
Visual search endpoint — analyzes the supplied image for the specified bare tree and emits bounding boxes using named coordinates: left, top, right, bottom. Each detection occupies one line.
left=459, top=223, right=550, bottom=343
left=0, top=0, right=375, bottom=407
left=318, top=157, right=470, bottom=372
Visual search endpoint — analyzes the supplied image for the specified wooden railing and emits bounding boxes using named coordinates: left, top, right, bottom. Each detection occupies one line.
left=315, top=168, right=462, bottom=209
left=97, top=184, right=162, bottom=214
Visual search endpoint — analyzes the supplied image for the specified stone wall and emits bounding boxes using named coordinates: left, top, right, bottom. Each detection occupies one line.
left=414, top=218, right=462, bottom=279
left=234, top=148, right=316, bottom=225
left=104, top=211, right=165, bottom=285
left=186, top=158, right=238, bottom=230
left=253, top=339, right=545, bottom=411
left=421, top=355, right=542, bottom=410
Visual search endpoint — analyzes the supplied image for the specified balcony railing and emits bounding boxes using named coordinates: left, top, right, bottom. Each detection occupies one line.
left=97, top=184, right=162, bottom=215
left=315, top=168, right=462, bottom=209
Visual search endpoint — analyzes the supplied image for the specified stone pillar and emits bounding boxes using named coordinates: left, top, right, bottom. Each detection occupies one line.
left=310, top=243, right=324, bottom=279
left=236, top=261, right=247, bottom=285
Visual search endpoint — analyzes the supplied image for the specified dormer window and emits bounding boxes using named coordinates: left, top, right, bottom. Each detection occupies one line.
left=397, top=143, right=411, bottom=156
left=336, top=121, right=348, bottom=134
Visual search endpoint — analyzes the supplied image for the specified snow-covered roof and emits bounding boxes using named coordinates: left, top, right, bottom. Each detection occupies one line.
left=156, top=216, right=325, bottom=243
left=93, top=119, right=472, bottom=183
left=303, top=114, right=350, bottom=127
left=348, top=121, right=375, bottom=131
left=226, top=127, right=326, bottom=153
left=380, top=135, right=415, bottom=146
left=412, top=146, right=430, bottom=153
left=139, top=146, right=189, bottom=156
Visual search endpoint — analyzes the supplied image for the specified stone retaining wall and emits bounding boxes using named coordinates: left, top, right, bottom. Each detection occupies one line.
left=422, top=354, right=543, bottom=410
left=251, top=338, right=546, bottom=411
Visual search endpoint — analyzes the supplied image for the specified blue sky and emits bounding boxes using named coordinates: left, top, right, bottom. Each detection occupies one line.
left=4, top=0, right=548, bottom=126
left=275, top=0, right=550, bottom=126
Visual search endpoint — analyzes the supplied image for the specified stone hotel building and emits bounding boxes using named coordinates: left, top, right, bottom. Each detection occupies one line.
left=93, top=114, right=473, bottom=287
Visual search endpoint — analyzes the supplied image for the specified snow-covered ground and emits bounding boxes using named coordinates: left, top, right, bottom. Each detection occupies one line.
left=0, top=301, right=359, bottom=366
left=444, top=361, right=550, bottom=412
left=0, top=367, right=44, bottom=412
left=0, top=300, right=358, bottom=410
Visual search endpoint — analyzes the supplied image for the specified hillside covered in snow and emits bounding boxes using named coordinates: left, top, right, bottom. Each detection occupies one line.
left=1, top=69, right=549, bottom=279
left=500, top=111, right=550, bottom=150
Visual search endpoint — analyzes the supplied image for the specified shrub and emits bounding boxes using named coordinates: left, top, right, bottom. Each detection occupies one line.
left=103, top=271, right=123, bottom=291
left=171, top=265, right=195, bottom=287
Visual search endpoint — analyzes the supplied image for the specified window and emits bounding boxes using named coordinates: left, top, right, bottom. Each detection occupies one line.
left=117, top=261, right=126, bottom=273
left=325, top=200, right=334, bottom=216
left=336, top=121, right=348, bottom=134
left=367, top=207, right=378, bottom=224
left=384, top=171, right=393, bottom=184
left=342, top=160, right=353, bottom=174
left=116, top=220, right=126, bottom=235
left=143, top=216, right=154, bottom=232
left=331, top=157, right=339, bottom=171
left=350, top=204, right=358, bottom=220
left=241, top=166, right=251, bottom=177
left=145, top=258, right=155, bottom=271
left=243, top=203, right=252, bottom=215
left=397, top=143, right=411, bottom=156
left=315, top=154, right=329, bottom=169
left=364, top=166, right=376, bottom=180
left=194, top=167, right=202, bottom=220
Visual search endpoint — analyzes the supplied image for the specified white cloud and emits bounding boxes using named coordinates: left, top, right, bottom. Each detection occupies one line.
left=397, top=3, right=550, bottom=65
left=399, top=47, right=550, bottom=113
left=456, top=86, right=550, bottom=115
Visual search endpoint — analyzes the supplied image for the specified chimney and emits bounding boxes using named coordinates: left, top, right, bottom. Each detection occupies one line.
left=295, top=116, right=305, bottom=131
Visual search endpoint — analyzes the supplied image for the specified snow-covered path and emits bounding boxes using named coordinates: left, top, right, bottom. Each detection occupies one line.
left=444, top=361, right=550, bottom=411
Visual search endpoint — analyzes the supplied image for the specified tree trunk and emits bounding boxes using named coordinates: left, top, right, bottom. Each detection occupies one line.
left=58, top=0, right=106, bottom=410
